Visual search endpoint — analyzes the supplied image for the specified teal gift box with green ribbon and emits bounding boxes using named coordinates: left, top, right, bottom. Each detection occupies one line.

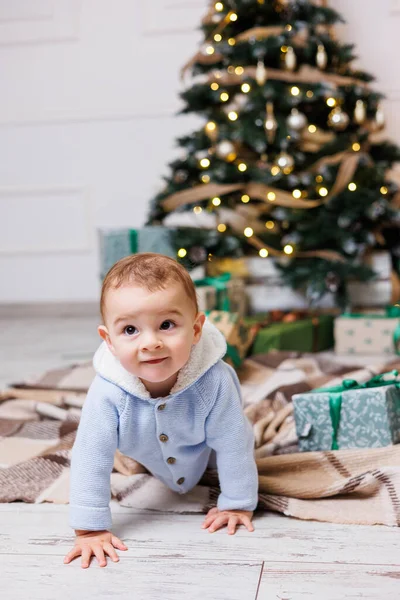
left=99, top=227, right=176, bottom=278
left=293, top=371, right=400, bottom=452
left=194, top=273, right=247, bottom=316
left=206, top=310, right=258, bottom=369
left=334, top=306, right=400, bottom=355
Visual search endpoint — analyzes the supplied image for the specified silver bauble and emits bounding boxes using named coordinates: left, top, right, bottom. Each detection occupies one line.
left=328, top=106, right=350, bottom=131
left=216, top=140, right=236, bottom=161
left=256, top=60, right=267, bottom=86
left=354, top=99, right=367, bottom=125
left=316, top=44, right=328, bottom=70
left=286, top=108, right=307, bottom=131
left=275, top=151, right=295, bottom=172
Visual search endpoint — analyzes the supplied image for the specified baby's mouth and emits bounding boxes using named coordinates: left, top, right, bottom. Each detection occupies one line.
left=143, top=357, right=168, bottom=364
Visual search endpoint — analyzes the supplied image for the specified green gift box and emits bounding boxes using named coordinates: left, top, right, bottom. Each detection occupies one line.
left=99, top=227, right=176, bottom=278
left=293, top=371, right=400, bottom=452
left=249, top=315, right=334, bottom=354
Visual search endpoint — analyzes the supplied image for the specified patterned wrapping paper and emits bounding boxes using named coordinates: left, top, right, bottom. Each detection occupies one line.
left=194, top=276, right=248, bottom=316
left=206, top=311, right=258, bottom=368
left=293, top=374, right=400, bottom=452
left=335, top=313, right=400, bottom=355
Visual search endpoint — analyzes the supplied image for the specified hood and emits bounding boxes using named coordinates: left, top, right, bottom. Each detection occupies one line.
left=93, top=318, right=227, bottom=400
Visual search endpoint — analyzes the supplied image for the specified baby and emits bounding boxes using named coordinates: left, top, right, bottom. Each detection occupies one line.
left=64, top=253, right=258, bottom=569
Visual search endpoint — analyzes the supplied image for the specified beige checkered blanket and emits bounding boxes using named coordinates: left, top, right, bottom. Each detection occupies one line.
left=1, top=352, right=400, bottom=527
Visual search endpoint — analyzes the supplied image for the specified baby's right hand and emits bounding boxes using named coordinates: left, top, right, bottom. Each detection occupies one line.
left=63, top=529, right=128, bottom=568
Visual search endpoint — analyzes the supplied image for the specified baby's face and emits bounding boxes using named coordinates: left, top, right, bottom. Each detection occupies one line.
left=99, top=282, right=204, bottom=393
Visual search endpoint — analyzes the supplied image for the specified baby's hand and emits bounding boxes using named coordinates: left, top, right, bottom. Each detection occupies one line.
left=201, top=507, right=254, bottom=535
left=63, top=529, right=128, bottom=568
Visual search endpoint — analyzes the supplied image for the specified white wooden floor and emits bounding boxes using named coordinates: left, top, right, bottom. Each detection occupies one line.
left=0, top=312, right=399, bottom=599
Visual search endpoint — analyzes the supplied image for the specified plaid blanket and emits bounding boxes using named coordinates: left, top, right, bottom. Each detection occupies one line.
left=1, top=352, right=400, bottom=527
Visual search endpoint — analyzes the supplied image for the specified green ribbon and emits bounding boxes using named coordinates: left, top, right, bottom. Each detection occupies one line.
left=194, top=273, right=232, bottom=312
left=314, top=371, right=399, bottom=450
left=342, top=305, right=400, bottom=356
left=129, top=229, right=138, bottom=253
left=226, top=343, right=242, bottom=368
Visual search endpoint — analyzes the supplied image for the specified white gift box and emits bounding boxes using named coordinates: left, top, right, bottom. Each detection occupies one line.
left=335, top=313, right=400, bottom=355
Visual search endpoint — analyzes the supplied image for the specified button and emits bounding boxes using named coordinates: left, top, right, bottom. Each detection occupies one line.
left=159, top=434, right=169, bottom=442
left=167, top=457, right=176, bottom=465
left=177, top=477, right=185, bottom=485
left=157, top=403, right=166, bottom=411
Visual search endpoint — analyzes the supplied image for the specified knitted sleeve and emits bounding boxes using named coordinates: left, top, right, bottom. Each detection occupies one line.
left=203, top=363, right=258, bottom=512
left=69, top=375, right=125, bottom=531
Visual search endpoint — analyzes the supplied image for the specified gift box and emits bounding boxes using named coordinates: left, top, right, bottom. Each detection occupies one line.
left=99, top=227, right=176, bottom=278
left=293, top=371, right=400, bottom=452
left=206, top=311, right=258, bottom=368
left=247, top=314, right=335, bottom=354
left=347, top=252, right=400, bottom=307
left=195, top=275, right=248, bottom=316
left=334, top=307, right=400, bottom=355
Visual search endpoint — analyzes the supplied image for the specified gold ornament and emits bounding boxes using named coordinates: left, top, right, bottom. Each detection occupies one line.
left=256, top=59, right=267, bottom=86
left=286, top=108, right=307, bottom=131
left=284, top=46, right=297, bottom=72
left=328, top=106, right=350, bottom=131
left=215, top=140, right=237, bottom=162
left=354, top=99, right=367, bottom=125
left=264, top=102, right=278, bottom=143
left=316, top=44, right=328, bottom=70
left=274, top=151, right=295, bottom=173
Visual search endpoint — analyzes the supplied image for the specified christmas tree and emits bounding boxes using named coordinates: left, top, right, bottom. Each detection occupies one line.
left=147, top=0, right=400, bottom=306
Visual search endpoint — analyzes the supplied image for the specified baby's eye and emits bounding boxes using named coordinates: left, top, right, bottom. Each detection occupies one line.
left=123, top=325, right=137, bottom=336
left=160, top=320, right=175, bottom=331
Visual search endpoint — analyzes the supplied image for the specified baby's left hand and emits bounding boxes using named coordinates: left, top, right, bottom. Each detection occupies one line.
left=201, top=507, right=254, bottom=535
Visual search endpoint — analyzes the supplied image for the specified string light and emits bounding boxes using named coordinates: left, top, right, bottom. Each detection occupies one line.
left=193, top=206, right=203, bottom=214
left=201, top=175, right=210, bottom=183
left=348, top=182, right=357, bottom=191
left=308, top=124, right=317, bottom=133
left=212, top=197, right=221, bottom=206
left=267, top=192, right=276, bottom=201
left=281, top=45, right=288, bottom=53
left=326, top=97, right=337, bottom=107
left=235, top=66, right=244, bottom=75
left=220, top=92, right=229, bottom=102
left=205, top=121, right=217, bottom=132
left=292, top=189, right=302, bottom=199
left=265, top=220, right=275, bottom=230
left=228, top=111, right=238, bottom=121
left=177, top=248, right=187, bottom=258
left=286, top=24, right=292, bottom=31
left=284, top=244, right=294, bottom=255
left=318, top=187, right=328, bottom=197
left=244, top=227, right=254, bottom=237
left=352, top=142, right=361, bottom=152
left=199, top=158, right=210, bottom=168
left=381, top=186, right=388, bottom=195
left=238, top=162, right=247, bottom=171
left=316, top=175, right=323, bottom=183
left=241, top=83, right=251, bottom=93
left=306, top=90, right=314, bottom=98
left=227, top=66, right=235, bottom=74
left=211, top=82, right=219, bottom=90
left=215, top=2, right=224, bottom=11
left=206, top=46, right=215, bottom=55
left=241, top=194, right=250, bottom=203
left=271, top=166, right=280, bottom=176
left=214, top=34, right=222, bottom=42
left=217, top=224, right=227, bottom=232
left=228, top=38, right=236, bottom=46
left=230, top=12, right=238, bottom=21
left=291, top=86, right=300, bottom=96
left=259, top=248, right=269, bottom=257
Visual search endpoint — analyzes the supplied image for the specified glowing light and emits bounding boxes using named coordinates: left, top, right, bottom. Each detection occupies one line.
left=228, top=111, right=238, bottom=121
left=316, top=175, right=323, bottom=183
left=212, top=197, right=221, bottom=206
left=348, top=182, right=357, bottom=192
left=214, top=34, right=222, bottom=42
left=193, top=206, right=203, bottom=214
left=352, top=142, right=361, bottom=152
left=206, top=121, right=217, bottom=132
left=211, top=82, right=219, bottom=91
left=271, top=166, right=280, bottom=176
left=381, top=186, right=388, bottom=195
left=238, top=162, right=247, bottom=171
left=326, top=97, right=337, bottom=107
left=286, top=24, right=292, bottom=31
left=306, top=90, right=314, bottom=98
left=206, top=46, right=215, bottom=55
left=241, top=83, right=251, bottom=93
left=244, top=227, right=254, bottom=237
left=215, top=2, right=224, bottom=11
left=283, top=244, right=294, bottom=255
left=235, top=66, right=244, bottom=75
left=265, top=221, right=275, bottom=230
left=291, top=86, right=300, bottom=96
left=308, top=124, right=317, bottom=133
left=200, top=158, right=210, bottom=168
left=259, top=248, right=269, bottom=257
left=241, top=194, right=250, bottom=203
left=177, top=248, right=187, bottom=258
left=201, top=175, right=210, bottom=183
left=220, top=92, right=229, bottom=102
left=292, top=189, right=302, bottom=199
left=319, top=187, right=329, bottom=197
left=230, top=12, right=238, bottom=21
left=217, top=224, right=227, bottom=232
left=228, top=38, right=236, bottom=46
left=267, top=192, right=276, bottom=201
left=281, top=45, right=288, bottom=53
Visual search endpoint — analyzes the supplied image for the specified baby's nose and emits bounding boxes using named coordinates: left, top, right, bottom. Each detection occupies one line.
left=141, top=332, right=163, bottom=351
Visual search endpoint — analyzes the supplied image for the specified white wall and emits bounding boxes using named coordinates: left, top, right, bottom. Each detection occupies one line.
left=0, top=0, right=399, bottom=303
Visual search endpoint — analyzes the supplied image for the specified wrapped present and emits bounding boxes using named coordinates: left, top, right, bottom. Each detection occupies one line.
left=334, top=306, right=400, bottom=355
left=194, top=274, right=248, bottom=316
left=99, top=227, right=176, bottom=278
left=293, top=371, right=400, bottom=452
left=206, top=311, right=257, bottom=368
left=247, top=314, right=335, bottom=354
left=347, top=252, right=400, bottom=307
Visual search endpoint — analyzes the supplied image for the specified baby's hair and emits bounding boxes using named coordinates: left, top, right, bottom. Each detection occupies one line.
left=100, top=253, right=199, bottom=323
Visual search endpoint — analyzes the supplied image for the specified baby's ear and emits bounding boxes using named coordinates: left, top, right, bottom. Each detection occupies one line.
left=98, top=325, right=116, bottom=355
left=193, top=312, right=206, bottom=344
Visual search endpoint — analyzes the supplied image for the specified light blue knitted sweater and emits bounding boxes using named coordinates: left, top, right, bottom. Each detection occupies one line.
left=69, top=320, right=258, bottom=531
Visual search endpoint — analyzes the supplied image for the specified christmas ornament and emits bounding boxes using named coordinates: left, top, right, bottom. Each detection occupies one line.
left=205, top=121, right=218, bottom=141
left=188, top=246, right=207, bottom=263
left=286, top=108, right=307, bottom=131
left=174, top=170, right=188, bottom=183
left=276, top=0, right=295, bottom=7
left=232, top=93, right=248, bottom=111
left=328, top=106, right=350, bottom=131
left=264, top=102, right=278, bottom=143
left=216, top=140, right=237, bottom=162
left=354, top=99, right=367, bottom=125
left=373, top=104, right=385, bottom=130
left=316, top=44, right=328, bottom=70
left=274, top=151, right=295, bottom=173
left=284, top=46, right=297, bottom=72
left=325, top=272, right=340, bottom=293
left=256, top=59, right=267, bottom=86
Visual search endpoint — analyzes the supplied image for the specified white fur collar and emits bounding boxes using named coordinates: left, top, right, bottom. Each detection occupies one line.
left=93, top=319, right=227, bottom=400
